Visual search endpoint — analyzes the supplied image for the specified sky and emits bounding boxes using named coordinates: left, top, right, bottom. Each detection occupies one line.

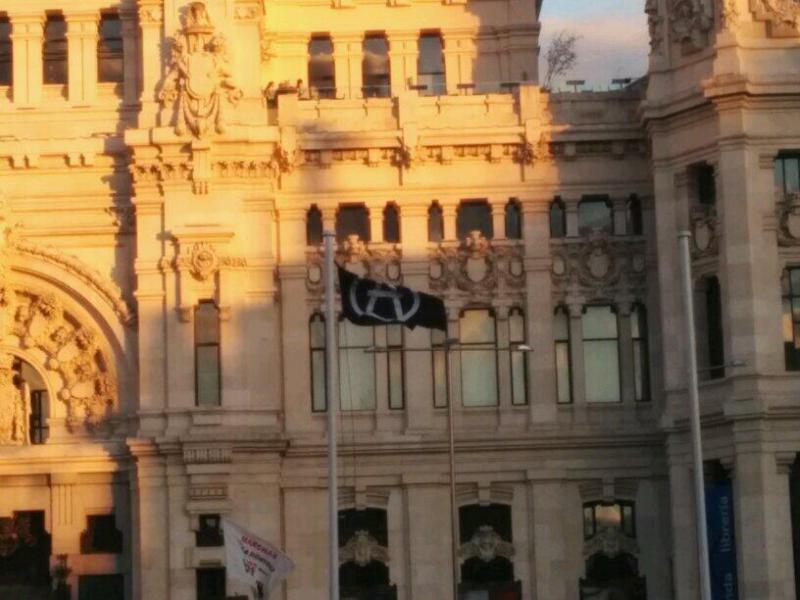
left=538, top=0, right=648, bottom=91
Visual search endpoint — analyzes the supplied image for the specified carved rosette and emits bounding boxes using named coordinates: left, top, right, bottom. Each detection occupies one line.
left=188, top=242, right=220, bottom=281
left=306, top=236, right=402, bottom=295
left=429, top=232, right=525, bottom=302
left=551, top=235, right=647, bottom=303
left=752, top=0, right=800, bottom=35
left=158, top=2, right=244, bottom=137
left=669, top=0, right=713, bottom=53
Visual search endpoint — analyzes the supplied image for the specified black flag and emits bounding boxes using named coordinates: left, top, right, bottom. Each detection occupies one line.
left=338, top=266, right=447, bottom=331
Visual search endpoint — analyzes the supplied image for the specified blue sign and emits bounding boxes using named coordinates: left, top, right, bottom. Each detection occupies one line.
left=706, top=479, right=739, bottom=600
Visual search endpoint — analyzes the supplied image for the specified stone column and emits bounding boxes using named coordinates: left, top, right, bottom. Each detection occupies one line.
left=442, top=30, right=473, bottom=94
left=564, top=198, right=579, bottom=237
left=233, top=2, right=263, bottom=99
left=65, top=10, right=99, bottom=106
left=491, top=200, right=505, bottom=240
left=387, top=31, right=418, bottom=96
left=368, top=202, right=383, bottom=243
left=567, top=301, right=586, bottom=404
left=50, top=473, right=79, bottom=555
left=617, top=300, right=636, bottom=403
left=120, top=9, right=139, bottom=106
left=333, top=33, right=362, bottom=99
left=9, top=13, right=43, bottom=107
left=137, top=1, right=163, bottom=126
left=442, top=201, right=457, bottom=242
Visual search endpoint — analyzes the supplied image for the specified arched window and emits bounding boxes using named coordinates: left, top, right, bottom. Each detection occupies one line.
left=554, top=306, right=572, bottom=404
left=631, top=304, right=650, bottom=401
left=428, top=202, right=444, bottom=242
left=43, top=12, right=68, bottom=85
left=505, top=199, right=523, bottom=240
left=578, top=196, right=613, bottom=236
left=457, top=199, right=492, bottom=240
left=306, top=205, right=323, bottom=246
left=195, top=300, right=221, bottom=407
left=310, top=313, right=326, bottom=412
left=339, top=508, right=394, bottom=598
left=460, top=308, right=498, bottom=407
left=626, top=195, right=643, bottom=236
left=459, top=504, right=517, bottom=594
left=509, top=308, right=527, bottom=405
left=98, top=13, right=123, bottom=83
left=582, top=305, right=620, bottom=403
left=0, top=15, right=11, bottom=86
left=383, top=203, right=400, bottom=243
left=336, top=204, right=370, bottom=242
left=362, top=34, right=390, bottom=98
left=549, top=198, right=566, bottom=238
left=417, top=32, right=445, bottom=95
left=308, top=35, right=335, bottom=98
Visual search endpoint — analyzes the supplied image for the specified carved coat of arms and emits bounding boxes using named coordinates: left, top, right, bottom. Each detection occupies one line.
left=0, top=354, right=27, bottom=445
left=159, top=2, right=243, bottom=137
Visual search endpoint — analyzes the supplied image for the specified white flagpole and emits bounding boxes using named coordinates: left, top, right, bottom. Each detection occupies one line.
left=323, top=231, right=340, bottom=600
left=445, top=338, right=459, bottom=600
left=678, top=231, right=712, bottom=600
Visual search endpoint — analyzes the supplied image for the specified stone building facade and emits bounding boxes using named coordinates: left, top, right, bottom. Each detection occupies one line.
left=0, top=0, right=797, bottom=599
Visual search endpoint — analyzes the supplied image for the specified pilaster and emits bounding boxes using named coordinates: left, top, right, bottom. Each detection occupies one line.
left=442, top=30, right=474, bottom=95
left=9, top=13, right=43, bottom=107
left=65, top=10, right=99, bottom=106
left=387, top=31, right=418, bottom=96
left=333, top=33, right=362, bottom=99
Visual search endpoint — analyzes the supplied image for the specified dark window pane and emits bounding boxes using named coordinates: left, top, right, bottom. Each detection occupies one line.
left=0, top=17, right=11, bottom=86
left=790, top=456, right=800, bottom=598
left=308, top=36, right=335, bottom=98
left=383, top=204, right=400, bottom=243
left=417, top=33, right=445, bottom=95
left=578, top=197, right=612, bottom=235
left=29, top=389, right=49, bottom=444
left=43, top=14, right=67, bottom=85
left=626, top=196, right=643, bottom=235
left=505, top=200, right=522, bottom=239
left=196, top=514, right=223, bottom=547
left=363, top=35, right=390, bottom=97
left=79, top=574, right=124, bottom=600
left=195, top=302, right=220, bottom=345
left=696, top=164, right=716, bottom=206
left=98, top=14, right=124, bottom=83
left=196, top=568, right=225, bottom=600
left=307, top=205, right=323, bottom=245
left=632, top=304, right=650, bottom=401
left=196, top=346, right=221, bottom=406
left=705, top=277, right=725, bottom=379
left=459, top=504, right=512, bottom=544
left=80, top=514, right=122, bottom=554
left=428, top=203, right=444, bottom=242
left=457, top=200, right=492, bottom=240
left=336, top=205, right=370, bottom=241
left=550, top=199, right=566, bottom=238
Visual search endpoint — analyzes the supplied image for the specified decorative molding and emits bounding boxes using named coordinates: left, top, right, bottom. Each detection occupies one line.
left=751, top=0, right=800, bottom=36
left=339, top=531, right=389, bottom=566
left=306, top=237, right=402, bottom=295
left=458, top=526, right=515, bottom=562
left=183, top=446, right=233, bottom=464
left=158, top=2, right=243, bottom=137
left=690, top=206, right=720, bottom=258
left=669, top=0, right=713, bottom=53
left=646, top=0, right=665, bottom=53
left=0, top=354, right=27, bottom=445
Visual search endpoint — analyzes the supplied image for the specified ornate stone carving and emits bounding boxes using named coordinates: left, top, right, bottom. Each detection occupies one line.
left=584, top=525, right=639, bottom=559
left=551, top=235, right=647, bottom=302
left=719, top=0, right=740, bottom=29
left=188, top=242, right=219, bottom=281
left=776, top=193, right=800, bottom=246
left=752, top=0, right=800, bottom=35
left=0, top=355, right=27, bottom=445
left=429, top=233, right=525, bottom=301
left=458, top=526, right=515, bottom=562
left=669, top=0, right=713, bottom=53
left=690, top=206, right=720, bottom=257
left=339, top=531, right=389, bottom=566
left=306, top=237, right=402, bottom=295
left=158, top=2, right=243, bottom=137
left=646, top=0, right=665, bottom=52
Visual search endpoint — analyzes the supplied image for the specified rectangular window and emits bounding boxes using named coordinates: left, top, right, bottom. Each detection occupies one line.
left=776, top=154, right=800, bottom=198
left=80, top=514, right=123, bottom=554
left=196, top=567, right=226, bottom=600
left=550, top=199, right=566, bottom=238
left=457, top=199, right=493, bottom=240
left=308, top=35, right=335, bottom=98
left=310, top=313, right=327, bottom=411
left=705, top=277, right=725, bottom=379
left=0, top=16, right=11, bottom=87
left=460, top=309, right=498, bottom=407
left=695, top=163, right=716, bottom=206
left=387, top=324, right=404, bottom=409
left=196, top=514, right=223, bottom=547
left=29, top=389, right=49, bottom=444
left=336, top=204, right=370, bottom=242
left=195, top=301, right=221, bottom=407
left=582, top=305, right=621, bottom=403
left=505, top=199, right=523, bottom=240
left=631, top=304, right=650, bottom=401
left=79, top=574, right=124, bottom=600
left=417, top=32, right=445, bottom=96
left=362, top=34, right=390, bottom=98
left=43, top=13, right=68, bottom=85
left=509, top=308, right=527, bottom=405
left=432, top=328, right=448, bottom=408
left=578, top=196, right=613, bottom=236
left=428, top=202, right=444, bottom=243
left=554, top=307, right=572, bottom=404
left=339, top=319, right=376, bottom=410
left=98, top=13, right=124, bottom=83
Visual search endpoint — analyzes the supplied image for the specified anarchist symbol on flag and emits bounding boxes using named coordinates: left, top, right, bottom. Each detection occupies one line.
left=338, top=266, right=447, bottom=331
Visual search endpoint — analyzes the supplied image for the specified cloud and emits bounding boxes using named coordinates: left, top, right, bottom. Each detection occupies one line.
left=539, top=6, right=648, bottom=90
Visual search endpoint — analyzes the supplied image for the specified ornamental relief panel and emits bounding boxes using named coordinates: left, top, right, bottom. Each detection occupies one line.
left=751, top=0, right=800, bottom=35
left=306, top=236, right=402, bottom=295
left=669, top=0, right=714, bottom=53
left=459, top=526, right=515, bottom=564
left=429, top=232, right=525, bottom=302
left=0, top=355, right=27, bottom=445
left=776, top=193, right=800, bottom=246
left=550, top=235, right=647, bottom=303
left=690, top=206, right=720, bottom=258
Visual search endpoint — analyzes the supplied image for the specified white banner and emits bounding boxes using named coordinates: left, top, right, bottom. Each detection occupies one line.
left=223, top=518, right=294, bottom=599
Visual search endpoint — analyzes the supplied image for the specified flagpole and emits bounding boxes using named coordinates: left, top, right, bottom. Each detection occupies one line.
left=678, top=231, right=712, bottom=600
left=323, top=231, right=340, bottom=600
left=445, top=338, right=459, bottom=600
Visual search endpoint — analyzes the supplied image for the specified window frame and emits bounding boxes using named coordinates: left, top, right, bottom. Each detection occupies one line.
left=549, top=197, right=566, bottom=239
left=43, top=12, right=68, bottom=85
left=459, top=307, right=499, bottom=407
left=335, top=204, right=370, bottom=242
left=0, top=15, right=11, bottom=87
left=194, top=300, right=221, bottom=407
left=306, top=204, right=323, bottom=246
left=417, top=31, right=445, bottom=96
left=582, top=304, right=621, bottom=403
left=509, top=307, right=527, bottom=406
left=456, top=199, right=493, bottom=240
left=362, top=33, right=390, bottom=98
left=383, top=202, right=400, bottom=243
left=554, top=306, right=573, bottom=404
left=504, top=198, right=523, bottom=240
left=582, top=500, right=636, bottom=540
left=428, top=201, right=444, bottom=243
left=578, top=196, right=613, bottom=236
left=98, top=12, right=124, bottom=84
left=631, top=303, right=651, bottom=401
left=308, top=34, right=336, bottom=99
